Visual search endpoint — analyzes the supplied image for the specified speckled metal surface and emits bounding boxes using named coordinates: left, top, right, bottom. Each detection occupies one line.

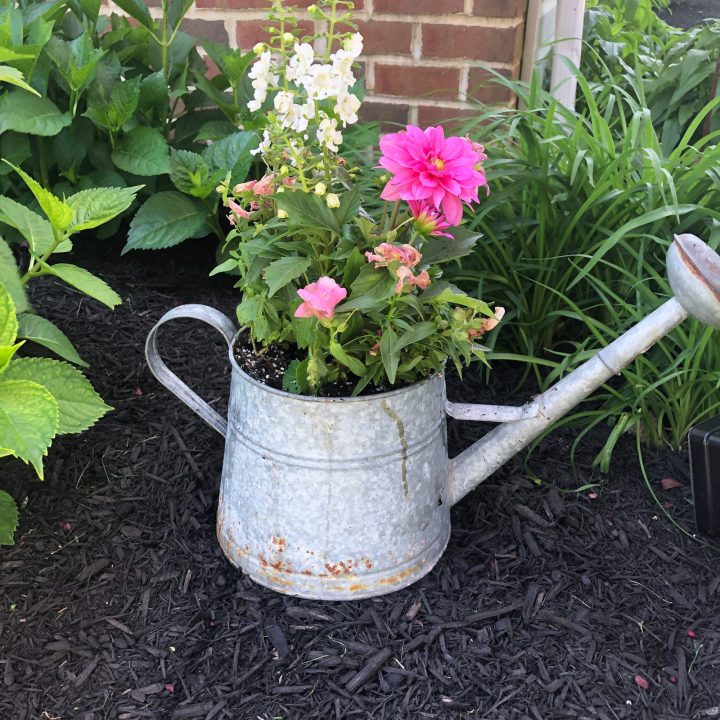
left=216, top=370, right=451, bottom=600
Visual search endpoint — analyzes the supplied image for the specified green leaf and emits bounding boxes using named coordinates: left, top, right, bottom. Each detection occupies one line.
left=0, top=342, right=23, bottom=374
left=329, top=339, right=366, bottom=377
left=124, top=192, right=208, bottom=251
left=202, top=131, right=259, bottom=185
left=420, top=227, right=481, bottom=265
left=394, top=322, right=437, bottom=352
left=380, top=327, right=399, bottom=384
left=0, top=379, right=58, bottom=478
left=339, top=264, right=396, bottom=312
left=275, top=190, right=342, bottom=235
left=0, top=281, right=17, bottom=346
left=137, top=71, right=168, bottom=123
left=201, top=40, right=254, bottom=86
left=111, top=126, right=170, bottom=176
left=4, top=358, right=110, bottom=434
left=263, top=256, right=311, bottom=298
left=335, top=187, right=362, bottom=227
left=110, top=0, right=153, bottom=29
left=0, top=489, right=19, bottom=545
left=0, top=90, right=71, bottom=136
left=0, top=133, right=31, bottom=175
left=195, top=119, right=240, bottom=142
left=66, top=185, right=142, bottom=233
left=6, top=162, right=73, bottom=231
left=168, top=0, right=195, bottom=29
left=0, top=196, right=57, bottom=255
left=429, top=287, right=493, bottom=315
left=47, top=264, right=121, bottom=308
left=45, top=33, right=105, bottom=93
left=85, top=73, right=141, bottom=132
left=17, top=314, right=87, bottom=366
left=169, top=149, right=220, bottom=199
left=0, top=238, right=28, bottom=313
left=0, top=64, right=39, bottom=94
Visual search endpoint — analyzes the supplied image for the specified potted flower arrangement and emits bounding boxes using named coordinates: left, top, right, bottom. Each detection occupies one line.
left=146, top=0, right=505, bottom=599
left=213, top=1, right=502, bottom=396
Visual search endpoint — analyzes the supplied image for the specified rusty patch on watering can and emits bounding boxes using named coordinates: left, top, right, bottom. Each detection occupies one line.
left=675, top=234, right=720, bottom=302
left=271, top=535, right=287, bottom=553
left=258, top=554, right=293, bottom=574
left=378, top=560, right=426, bottom=586
left=381, top=399, right=409, bottom=497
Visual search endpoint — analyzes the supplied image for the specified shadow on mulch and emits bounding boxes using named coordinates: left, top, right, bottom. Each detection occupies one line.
left=1, top=237, right=720, bottom=720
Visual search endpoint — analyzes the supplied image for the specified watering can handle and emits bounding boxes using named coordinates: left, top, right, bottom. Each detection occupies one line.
left=145, top=304, right=237, bottom=438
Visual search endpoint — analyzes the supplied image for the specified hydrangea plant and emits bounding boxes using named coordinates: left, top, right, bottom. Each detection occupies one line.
left=216, top=0, right=504, bottom=394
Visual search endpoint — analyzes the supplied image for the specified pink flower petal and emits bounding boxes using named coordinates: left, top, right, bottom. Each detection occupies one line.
left=634, top=675, right=649, bottom=689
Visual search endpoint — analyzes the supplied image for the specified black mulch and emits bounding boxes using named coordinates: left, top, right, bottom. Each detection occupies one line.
left=660, top=0, right=720, bottom=29
left=2, top=237, right=720, bottom=720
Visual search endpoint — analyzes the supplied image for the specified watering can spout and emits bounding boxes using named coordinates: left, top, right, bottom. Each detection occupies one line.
left=447, top=234, right=720, bottom=506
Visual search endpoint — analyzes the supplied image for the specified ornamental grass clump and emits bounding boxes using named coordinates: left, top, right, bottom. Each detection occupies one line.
left=215, top=0, right=502, bottom=395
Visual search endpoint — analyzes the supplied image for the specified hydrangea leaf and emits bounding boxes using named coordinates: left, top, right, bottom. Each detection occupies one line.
left=4, top=358, right=111, bottom=435
left=0, top=379, right=59, bottom=478
left=47, top=264, right=122, bottom=309
left=66, top=185, right=143, bottom=233
left=202, top=131, right=259, bottom=185
left=124, top=192, right=208, bottom=252
left=0, top=282, right=18, bottom=347
left=6, top=162, right=74, bottom=231
left=111, top=126, right=170, bottom=176
left=0, top=490, right=19, bottom=546
left=17, top=314, right=87, bottom=367
left=0, top=238, right=28, bottom=313
left=0, top=91, right=71, bottom=136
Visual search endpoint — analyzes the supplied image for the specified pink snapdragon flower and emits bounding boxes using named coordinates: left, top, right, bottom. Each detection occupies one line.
left=365, top=243, right=421, bottom=268
left=408, top=201, right=453, bottom=238
left=226, top=198, right=251, bottom=225
left=379, top=125, right=488, bottom=226
left=394, top=266, right=431, bottom=294
left=468, top=306, right=506, bottom=339
left=294, top=277, right=347, bottom=320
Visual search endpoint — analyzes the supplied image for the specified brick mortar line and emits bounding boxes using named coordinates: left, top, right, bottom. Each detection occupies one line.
left=411, top=23, right=422, bottom=62
left=365, top=94, right=505, bottom=109
left=458, top=65, right=469, bottom=102
left=182, top=7, right=524, bottom=28
left=365, top=56, right=516, bottom=70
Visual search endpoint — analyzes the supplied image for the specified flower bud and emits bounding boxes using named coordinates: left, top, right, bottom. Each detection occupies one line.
left=326, top=193, right=340, bottom=208
left=253, top=42, right=266, bottom=54
left=282, top=32, right=294, bottom=43
left=215, top=185, right=225, bottom=194
left=307, top=3, right=317, bottom=10
left=386, top=229, right=397, bottom=242
left=278, top=209, right=288, bottom=219
left=314, top=182, right=327, bottom=196
left=279, top=165, right=289, bottom=176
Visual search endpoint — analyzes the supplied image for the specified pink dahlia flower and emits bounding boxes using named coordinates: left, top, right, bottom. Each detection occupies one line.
left=365, top=243, right=421, bottom=268
left=294, top=277, right=347, bottom=320
left=408, top=200, right=453, bottom=238
left=379, top=125, right=488, bottom=226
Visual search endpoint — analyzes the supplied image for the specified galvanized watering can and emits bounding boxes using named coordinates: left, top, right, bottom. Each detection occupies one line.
left=146, top=234, right=720, bottom=600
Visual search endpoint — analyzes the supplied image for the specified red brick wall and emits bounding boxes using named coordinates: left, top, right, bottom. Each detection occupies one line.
left=112, top=0, right=528, bottom=126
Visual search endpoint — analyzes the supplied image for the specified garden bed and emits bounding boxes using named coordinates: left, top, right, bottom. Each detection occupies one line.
left=1, top=239, right=720, bottom=720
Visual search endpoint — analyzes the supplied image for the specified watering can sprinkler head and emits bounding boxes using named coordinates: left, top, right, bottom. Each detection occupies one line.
left=668, top=234, right=720, bottom=329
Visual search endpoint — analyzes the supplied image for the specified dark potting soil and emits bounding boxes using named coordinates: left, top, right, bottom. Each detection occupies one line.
left=233, top=333, right=400, bottom=398
left=659, top=0, right=720, bottom=29
left=2, top=234, right=720, bottom=720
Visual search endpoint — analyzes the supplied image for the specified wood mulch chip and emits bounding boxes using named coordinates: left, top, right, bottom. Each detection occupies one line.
left=1, top=236, right=719, bottom=720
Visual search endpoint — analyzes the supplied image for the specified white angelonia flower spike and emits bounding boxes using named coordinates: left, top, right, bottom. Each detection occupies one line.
left=248, top=51, right=278, bottom=112
left=344, top=32, right=363, bottom=59
left=335, top=93, right=361, bottom=126
left=303, top=64, right=342, bottom=101
left=286, top=43, right=315, bottom=82
left=317, top=116, right=343, bottom=152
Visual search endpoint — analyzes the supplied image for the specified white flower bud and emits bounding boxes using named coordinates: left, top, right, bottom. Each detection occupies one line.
left=278, top=209, right=288, bottom=219
left=314, top=182, right=327, bottom=196
left=326, top=193, right=340, bottom=208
